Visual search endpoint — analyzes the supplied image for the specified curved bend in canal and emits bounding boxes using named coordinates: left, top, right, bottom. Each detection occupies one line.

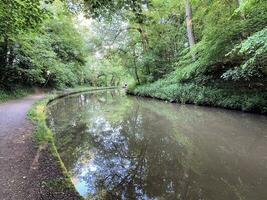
left=46, top=90, right=267, bottom=200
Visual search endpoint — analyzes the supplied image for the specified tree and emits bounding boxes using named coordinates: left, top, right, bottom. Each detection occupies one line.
left=0, top=0, right=92, bottom=89
left=185, top=0, right=195, bottom=49
left=0, top=0, right=52, bottom=88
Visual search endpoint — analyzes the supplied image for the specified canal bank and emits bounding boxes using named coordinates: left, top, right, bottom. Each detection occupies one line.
left=127, top=82, right=267, bottom=114
left=25, top=87, right=117, bottom=200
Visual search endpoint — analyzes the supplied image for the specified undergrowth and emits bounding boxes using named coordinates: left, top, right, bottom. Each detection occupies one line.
left=129, top=80, right=267, bottom=114
left=0, top=87, right=32, bottom=102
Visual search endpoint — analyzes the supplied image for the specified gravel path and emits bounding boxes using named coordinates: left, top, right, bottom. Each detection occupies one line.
left=0, top=94, right=81, bottom=200
left=0, top=95, right=44, bottom=199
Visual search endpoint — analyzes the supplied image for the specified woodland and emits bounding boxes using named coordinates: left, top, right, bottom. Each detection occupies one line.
left=0, top=0, right=266, bottom=112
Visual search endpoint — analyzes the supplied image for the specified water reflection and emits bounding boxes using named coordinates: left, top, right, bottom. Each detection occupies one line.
left=47, top=90, right=267, bottom=200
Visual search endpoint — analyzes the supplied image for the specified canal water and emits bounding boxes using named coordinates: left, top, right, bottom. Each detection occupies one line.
left=46, top=90, right=267, bottom=200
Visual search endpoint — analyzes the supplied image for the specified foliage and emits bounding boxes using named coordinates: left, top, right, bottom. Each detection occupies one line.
left=81, top=0, right=267, bottom=86
left=69, top=0, right=267, bottom=113
left=222, top=27, right=267, bottom=81
left=129, top=79, right=267, bottom=113
left=84, top=55, right=131, bottom=87
left=0, top=87, right=32, bottom=102
left=15, top=5, right=88, bottom=88
left=0, top=0, right=48, bottom=88
left=1, top=0, right=267, bottom=113
left=0, top=0, right=51, bottom=38
left=83, top=0, right=150, bottom=19
left=0, top=0, right=90, bottom=89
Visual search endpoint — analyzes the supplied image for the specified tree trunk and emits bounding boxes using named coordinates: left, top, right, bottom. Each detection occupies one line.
left=133, top=50, right=141, bottom=85
left=185, top=0, right=195, bottom=49
left=132, top=0, right=151, bottom=76
left=137, top=26, right=151, bottom=75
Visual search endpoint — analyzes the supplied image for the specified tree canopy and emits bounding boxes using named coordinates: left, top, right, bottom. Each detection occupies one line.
left=0, top=0, right=266, bottom=111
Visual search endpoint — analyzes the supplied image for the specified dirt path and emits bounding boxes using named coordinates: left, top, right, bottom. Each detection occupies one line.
left=0, top=94, right=82, bottom=200
left=0, top=94, right=44, bottom=199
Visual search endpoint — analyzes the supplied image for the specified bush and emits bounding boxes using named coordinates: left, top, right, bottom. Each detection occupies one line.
left=0, top=87, right=32, bottom=102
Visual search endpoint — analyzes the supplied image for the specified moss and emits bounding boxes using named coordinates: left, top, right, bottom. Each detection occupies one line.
left=42, top=177, right=76, bottom=191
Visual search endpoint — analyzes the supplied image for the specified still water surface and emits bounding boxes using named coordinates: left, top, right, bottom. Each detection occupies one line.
left=47, top=90, right=267, bottom=200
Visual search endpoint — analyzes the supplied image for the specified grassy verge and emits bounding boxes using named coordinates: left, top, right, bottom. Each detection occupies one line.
left=0, top=87, right=32, bottom=102
left=28, top=93, right=84, bottom=199
left=27, top=86, right=117, bottom=199
left=128, top=81, right=267, bottom=114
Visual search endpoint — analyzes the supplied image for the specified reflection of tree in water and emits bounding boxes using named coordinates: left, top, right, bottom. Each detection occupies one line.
left=47, top=90, right=131, bottom=171
left=80, top=104, right=203, bottom=200
left=47, top=91, right=267, bottom=200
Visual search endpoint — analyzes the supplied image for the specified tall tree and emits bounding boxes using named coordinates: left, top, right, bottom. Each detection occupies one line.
left=185, top=0, right=195, bottom=49
left=0, top=0, right=52, bottom=88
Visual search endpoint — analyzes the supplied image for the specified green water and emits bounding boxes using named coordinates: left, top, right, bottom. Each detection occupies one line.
left=46, top=90, right=267, bottom=200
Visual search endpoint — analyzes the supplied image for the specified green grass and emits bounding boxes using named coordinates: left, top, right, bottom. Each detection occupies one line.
left=27, top=93, right=83, bottom=199
left=128, top=81, right=267, bottom=114
left=27, top=95, right=55, bottom=143
left=0, top=87, right=32, bottom=102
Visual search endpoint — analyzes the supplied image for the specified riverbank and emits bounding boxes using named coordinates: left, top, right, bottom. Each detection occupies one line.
left=27, top=86, right=117, bottom=199
left=128, top=81, right=267, bottom=114
left=0, top=85, right=107, bottom=103
left=28, top=94, right=83, bottom=200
